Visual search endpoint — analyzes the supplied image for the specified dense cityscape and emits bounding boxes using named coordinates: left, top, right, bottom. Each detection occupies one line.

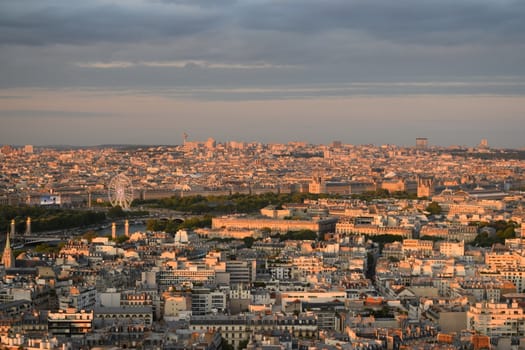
left=0, top=138, right=524, bottom=349
left=2, top=0, right=525, bottom=349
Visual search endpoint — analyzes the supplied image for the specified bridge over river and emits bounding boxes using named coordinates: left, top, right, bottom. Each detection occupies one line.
left=8, top=210, right=196, bottom=248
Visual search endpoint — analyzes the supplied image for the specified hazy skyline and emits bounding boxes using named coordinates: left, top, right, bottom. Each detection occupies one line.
left=1, top=0, right=524, bottom=148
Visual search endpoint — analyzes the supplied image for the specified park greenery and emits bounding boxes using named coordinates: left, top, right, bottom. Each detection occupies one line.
left=107, top=205, right=149, bottom=219
left=473, top=220, right=517, bottom=247
left=33, top=242, right=65, bottom=254
left=112, top=235, right=131, bottom=244
left=1, top=193, right=518, bottom=253
left=243, top=236, right=255, bottom=248
left=365, top=234, right=404, bottom=251
left=221, top=338, right=235, bottom=350
left=273, top=229, right=318, bottom=241
left=0, top=204, right=150, bottom=234
left=362, top=306, right=395, bottom=318
left=0, top=190, right=424, bottom=235
left=425, top=202, right=442, bottom=215
left=145, top=216, right=212, bottom=233
left=134, top=191, right=425, bottom=216
left=351, top=189, right=418, bottom=201
left=81, top=230, right=99, bottom=242
left=0, top=205, right=106, bottom=233
left=134, top=192, right=336, bottom=214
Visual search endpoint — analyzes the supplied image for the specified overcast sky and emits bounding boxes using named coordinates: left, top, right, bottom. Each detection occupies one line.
left=1, top=0, right=524, bottom=148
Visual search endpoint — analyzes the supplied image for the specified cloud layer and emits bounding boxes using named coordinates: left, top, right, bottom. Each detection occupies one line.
left=2, top=0, right=525, bottom=47
left=0, top=0, right=524, bottom=146
left=1, top=0, right=524, bottom=92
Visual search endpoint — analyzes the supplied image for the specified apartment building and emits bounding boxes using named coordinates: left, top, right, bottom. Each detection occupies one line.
left=48, top=309, right=93, bottom=340
left=467, top=301, right=525, bottom=338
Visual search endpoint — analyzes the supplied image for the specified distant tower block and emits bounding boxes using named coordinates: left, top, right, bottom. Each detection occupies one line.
left=416, top=137, right=428, bottom=149
left=25, top=217, right=31, bottom=236
left=10, top=219, right=15, bottom=239
left=331, top=140, right=342, bottom=148
left=417, top=176, right=435, bottom=198
left=112, top=222, right=117, bottom=240
left=124, top=220, right=129, bottom=237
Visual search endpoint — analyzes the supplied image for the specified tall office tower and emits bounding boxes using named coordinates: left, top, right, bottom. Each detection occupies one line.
left=417, top=175, right=435, bottom=198
left=24, top=145, right=34, bottom=153
left=10, top=219, right=15, bottom=239
left=2, top=232, right=14, bottom=268
left=416, top=137, right=428, bottom=149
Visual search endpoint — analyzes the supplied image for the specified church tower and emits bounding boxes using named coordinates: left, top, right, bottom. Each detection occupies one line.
left=417, top=175, right=435, bottom=198
left=2, top=232, right=14, bottom=269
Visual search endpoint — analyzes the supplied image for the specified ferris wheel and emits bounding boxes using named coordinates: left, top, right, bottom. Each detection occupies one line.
left=108, top=173, right=134, bottom=209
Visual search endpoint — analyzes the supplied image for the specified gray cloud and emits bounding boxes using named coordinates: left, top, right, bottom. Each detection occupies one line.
left=0, top=0, right=524, bottom=96
left=0, top=1, right=225, bottom=46
left=1, top=0, right=524, bottom=47
left=238, top=0, right=525, bottom=46
left=151, top=0, right=237, bottom=7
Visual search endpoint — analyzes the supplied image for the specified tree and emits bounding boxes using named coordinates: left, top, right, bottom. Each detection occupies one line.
left=388, top=256, right=400, bottom=263
left=260, top=227, right=272, bottom=235
left=221, top=338, right=234, bottom=350
left=34, top=243, right=60, bottom=254
left=243, top=237, right=255, bottom=248
left=164, top=220, right=178, bottom=234
left=82, top=230, right=98, bottom=242
left=498, top=226, right=516, bottom=240
left=107, top=205, right=126, bottom=219
left=425, top=202, right=442, bottom=215
left=279, top=230, right=317, bottom=241
left=113, top=235, right=130, bottom=244
left=473, top=231, right=499, bottom=247
left=473, top=220, right=517, bottom=247
left=238, top=339, right=250, bottom=350
left=180, top=216, right=212, bottom=229
left=146, top=219, right=164, bottom=232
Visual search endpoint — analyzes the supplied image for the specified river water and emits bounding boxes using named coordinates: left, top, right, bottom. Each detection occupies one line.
left=89, top=223, right=146, bottom=237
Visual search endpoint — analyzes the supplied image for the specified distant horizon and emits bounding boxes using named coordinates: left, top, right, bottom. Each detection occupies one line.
left=4, top=139, right=524, bottom=151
